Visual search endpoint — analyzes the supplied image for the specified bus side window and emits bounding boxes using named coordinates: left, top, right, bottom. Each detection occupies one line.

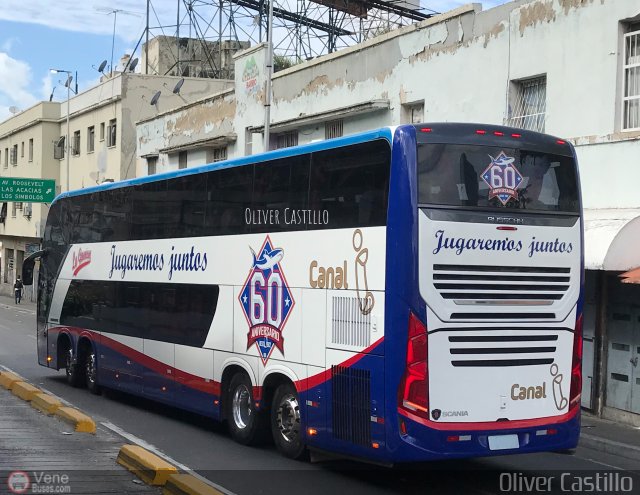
left=310, top=140, right=390, bottom=230
left=205, top=166, right=253, bottom=236
left=251, top=155, right=309, bottom=233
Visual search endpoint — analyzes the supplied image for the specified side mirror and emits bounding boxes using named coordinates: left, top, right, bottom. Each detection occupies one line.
left=22, top=249, right=46, bottom=286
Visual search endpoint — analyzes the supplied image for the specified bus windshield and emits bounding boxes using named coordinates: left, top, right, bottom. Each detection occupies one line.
left=417, top=143, right=579, bottom=213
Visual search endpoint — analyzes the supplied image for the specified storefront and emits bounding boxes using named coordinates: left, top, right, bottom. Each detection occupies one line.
left=584, top=209, right=640, bottom=425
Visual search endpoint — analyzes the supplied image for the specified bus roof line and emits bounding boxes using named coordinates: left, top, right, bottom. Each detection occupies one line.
left=53, top=126, right=396, bottom=204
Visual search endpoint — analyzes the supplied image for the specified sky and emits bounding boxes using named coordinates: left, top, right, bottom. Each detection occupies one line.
left=0, top=0, right=509, bottom=121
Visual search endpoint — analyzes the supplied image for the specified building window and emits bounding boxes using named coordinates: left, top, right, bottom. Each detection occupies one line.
left=107, top=119, right=117, bottom=147
left=2, top=148, right=6, bottom=169
left=15, top=202, right=22, bottom=211
left=274, top=131, right=298, bottom=149
left=10, top=145, right=17, bottom=165
left=100, top=122, right=105, bottom=141
left=73, top=130, right=80, bottom=156
left=54, top=137, right=65, bottom=160
left=623, top=29, right=640, bottom=130
left=21, top=142, right=24, bottom=157
left=87, top=126, right=95, bottom=153
left=11, top=202, right=17, bottom=218
left=147, top=156, right=157, bottom=175
left=28, top=138, right=33, bottom=162
left=325, top=119, right=344, bottom=139
left=208, top=147, right=227, bottom=162
left=508, top=76, right=546, bottom=132
left=178, top=151, right=187, bottom=169
left=402, top=102, right=424, bottom=124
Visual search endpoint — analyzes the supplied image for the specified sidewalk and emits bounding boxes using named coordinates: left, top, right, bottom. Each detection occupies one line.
left=0, top=386, right=161, bottom=494
left=0, top=293, right=36, bottom=311
left=580, top=412, right=640, bottom=462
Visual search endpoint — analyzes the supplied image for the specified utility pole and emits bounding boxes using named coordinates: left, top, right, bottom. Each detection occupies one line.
left=264, top=0, right=274, bottom=152
left=50, top=69, right=72, bottom=191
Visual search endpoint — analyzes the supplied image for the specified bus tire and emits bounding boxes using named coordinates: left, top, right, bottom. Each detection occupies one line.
left=65, top=348, right=83, bottom=387
left=271, top=383, right=306, bottom=459
left=85, top=348, right=101, bottom=395
left=226, top=372, right=265, bottom=445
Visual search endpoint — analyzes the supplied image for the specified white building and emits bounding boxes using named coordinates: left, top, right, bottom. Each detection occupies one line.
left=136, top=0, right=640, bottom=425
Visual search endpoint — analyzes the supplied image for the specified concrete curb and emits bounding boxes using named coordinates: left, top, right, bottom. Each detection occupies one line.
left=117, top=444, right=178, bottom=486
left=11, top=381, right=41, bottom=401
left=163, top=474, right=224, bottom=495
left=54, top=406, right=97, bottom=433
left=31, top=392, right=63, bottom=415
left=0, top=371, right=23, bottom=389
left=580, top=433, right=640, bottom=463
left=1, top=370, right=97, bottom=434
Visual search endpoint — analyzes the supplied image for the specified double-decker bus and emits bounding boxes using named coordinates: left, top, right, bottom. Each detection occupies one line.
left=23, top=123, right=583, bottom=463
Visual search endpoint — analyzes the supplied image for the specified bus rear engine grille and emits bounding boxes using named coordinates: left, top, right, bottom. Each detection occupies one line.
left=433, top=264, right=570, bottom=306
left=448, top=333, right=557, bottom=367
left=331, top=366, right=371, bottom=446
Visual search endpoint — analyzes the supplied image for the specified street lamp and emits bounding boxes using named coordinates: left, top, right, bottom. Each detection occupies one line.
left=50, top=69, right=72, bottom=192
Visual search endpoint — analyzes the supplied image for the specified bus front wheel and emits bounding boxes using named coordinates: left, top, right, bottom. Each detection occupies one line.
left=226, top=373, right=265, bottom=445
left=271, top=383, right=305, bottom=459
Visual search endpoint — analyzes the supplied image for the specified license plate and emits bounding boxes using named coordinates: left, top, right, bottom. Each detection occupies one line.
left=488, top=434, right=519, bottom=450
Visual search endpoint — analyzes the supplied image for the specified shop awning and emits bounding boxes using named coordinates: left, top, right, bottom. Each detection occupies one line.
left=584, top=209, right=640, bottom=271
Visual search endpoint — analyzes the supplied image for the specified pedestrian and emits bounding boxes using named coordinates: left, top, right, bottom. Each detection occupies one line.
left=14, top=276, right=23, bottom=304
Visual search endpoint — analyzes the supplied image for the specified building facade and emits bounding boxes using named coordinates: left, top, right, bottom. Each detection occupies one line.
left=136, top=0, right=640, bottom=425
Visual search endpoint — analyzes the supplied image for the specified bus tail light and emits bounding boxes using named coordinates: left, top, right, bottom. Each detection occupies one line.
left=399, top=313, right=428, bottom=418
left=569, top=314, right=583, bottom=408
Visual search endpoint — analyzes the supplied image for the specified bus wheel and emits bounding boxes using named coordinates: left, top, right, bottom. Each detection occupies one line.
left=271, top=383, right=305, bottom=459
left=65, top=348, right=83, bottom=387
left=85, top=349, right=100, bottom=395
left=226, top=373, right=265, bottom=445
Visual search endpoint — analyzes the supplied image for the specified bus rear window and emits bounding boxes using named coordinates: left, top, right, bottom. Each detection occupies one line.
left=417, top=144, right=579, bottom=213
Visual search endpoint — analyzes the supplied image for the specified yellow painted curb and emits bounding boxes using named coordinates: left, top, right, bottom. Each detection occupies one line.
left=117, top=445, right=178, bottom=486
left=54, top=406, right=96, bottom=433
left=11, top=381, right=41, bottom=401
left=0, top=371, right=23, bottom=390
left=31, top=393, right=63, bottom=415
left=163, top=474, right=224, bottom=495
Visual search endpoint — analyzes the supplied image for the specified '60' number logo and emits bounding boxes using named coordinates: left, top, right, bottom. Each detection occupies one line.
left=481, top=151, right=523, bottom=206
left=239, top=237, right=295, bottom=365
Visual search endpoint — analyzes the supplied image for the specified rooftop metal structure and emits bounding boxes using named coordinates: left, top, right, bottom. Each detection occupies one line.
left=135, top=0, right=437, bottom=78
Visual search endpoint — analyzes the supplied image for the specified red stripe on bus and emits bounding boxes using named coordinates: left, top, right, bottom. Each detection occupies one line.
left=296, top=337, right=385, bottom=392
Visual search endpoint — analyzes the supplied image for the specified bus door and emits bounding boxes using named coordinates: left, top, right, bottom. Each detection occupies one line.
left=36, top=260, right=50, bottom=367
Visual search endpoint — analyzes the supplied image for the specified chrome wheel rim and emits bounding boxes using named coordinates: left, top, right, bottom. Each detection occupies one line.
left=276, top=394, right=300, bottom=443
left=86, top=353, right=96, bottom=385
left=65, top=349, right=73, bottom=377
left=232, top=384, right=252, bottom=430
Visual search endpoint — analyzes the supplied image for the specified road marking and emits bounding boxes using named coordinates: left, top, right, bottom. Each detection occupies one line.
left=573, top=454, right=624, bottom=470
left=101, top=421, right=237, bottom=495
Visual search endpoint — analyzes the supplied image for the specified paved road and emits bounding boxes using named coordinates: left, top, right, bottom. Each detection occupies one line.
left=1, top=300, right=638, bottom=495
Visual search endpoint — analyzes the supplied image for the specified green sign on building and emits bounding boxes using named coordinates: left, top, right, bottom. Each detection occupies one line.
left=0, top=177, right=56, bottom=203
